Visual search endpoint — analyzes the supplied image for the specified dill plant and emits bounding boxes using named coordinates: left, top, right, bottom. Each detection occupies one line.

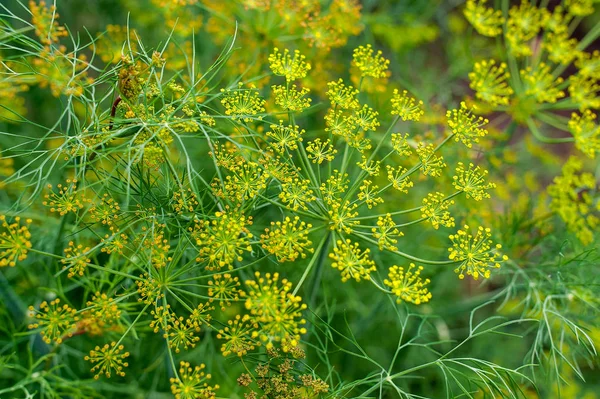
left=0, top=1, right=599, bottom=399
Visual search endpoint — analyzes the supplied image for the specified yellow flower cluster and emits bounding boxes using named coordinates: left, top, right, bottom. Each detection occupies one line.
left=28, top=298, right=78, bottom=344
left=391, top=90, right=424, bottom=121
left=61, top=241, right=92, bottom=278
left=352, top=44, right=390, bottom=79
left=446, top=102, right=489, bottom=148
left=268, top=48, right=312, bottom=82
left=464, top=0, right=504, bottom=37
left=448, top=225, right=507, bottom=280
left=421, top=192, right=455, bottom=230
left=170, top=361, right=219, bottom=399
left=220, top=83, right=266, bottom=122
left=469, top=60, right=513, bottom=106
left=194, top=210, right=253, bottom=270
left=261, top=217, right=314, bottom=262
left=329, top=239, right=377, bottom=283
left=548, top=157, right=599, bottom=245
left=569, top=110, right=600, bottom=158
left=453, top=162, right=496, bottom=201
left=84, top=342, right=130, bottom=379
left=384, top=264, right=432, bottom=305
left=0, top=216, right=32, bottom=267
left=243, top=272, right=307, bottom=350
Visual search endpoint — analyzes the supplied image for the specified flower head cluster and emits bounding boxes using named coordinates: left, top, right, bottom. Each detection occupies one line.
left=260, top=216, right=314, bottom=263
left=272, top=84, right=312, bottom=112
left=244, top=272, right=307, bottom=350
left=85, top=342, right=129, bottom=379
left=266, top=121, right=304, bottom=152
left=194, top=210, right=253, bottom=270
left=217, top=314, right=257, bottom=357
left=520, top=64, right=565, bottom=104
left=306, top=138, right=337, bottom=164
left=464, top=0, right=504, bottom=37
left=568, top=73, right=600, bottom=111
left=29, top=0, right=68, bottom=45
left=421, top=192, right=455, bottom=230
left=391, top=133, right=412, bottom=156
left=416, top=143, right=446, bottom=177
left=446, top=102, right=489, bottom=148
left=82, top=292, right=121, bottom=334
left=391, top=90, right=424, bottom=121
left=329, top=239, right=377, bottom=283
left=548, top=157, right=599, bottom=245
left=387, top=165, right=413, bottom=193
left=469, top=60, right=514, bottom=106
left=0, top=216, right=32, bottom=267
left=372, top=213, right=403, bottom=251
left=62, top=241, right=91, bottom=278
left=268, top=48, right=311, bottom=82
left=208, top=273, right=241, bottom=310
left=384, top=264, right=432, bottom=305
left=170, top=362, right=219, bottom=399
left=326, top=79, right=360, bottom=109
left=569, top=111, right=600, bottom=159
left=90, top=194, right=121, bottom=229
left=448, top=225, right=507, bottom=280
left=43, top=179, right=88, bottom=215
left=28, top=298, right=78, bottom=344
left=453, top=162, right=496, bottom=201
left=220, top=83, right=266, bottom=122
left=352, top=44, right=390, bottom=79
left=506, top=2, right=549, bottom=58
left=279, top=178, right=316, bottom=211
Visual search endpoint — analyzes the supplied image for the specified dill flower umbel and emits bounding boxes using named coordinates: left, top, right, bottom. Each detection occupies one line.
left=548, top=157, right=599, bottom=245
left=391, top=133, right=413, bottom=156
left=352, top=44, right=390, bottom=79
left=43, top=179, right=88, bottom=215
left=520, top=64, right=565, bottom=104
left=453, top=162, right=496, bottom=201
left=85, top=342, right=130, bottom=379
left=416, top=143, right=446, bottom=177
left=358, top=180, right=384, bottom=209
left=384, top=264, right=432, bottom=305
left=208, top=273, right=241, bottom=310
left=217, top=314, right=256, bottom=357
left=568, top=110, right=600, bottom=159
left=372, top=213, right=403, bottom=251
left=268, top=48, right=311, bottom=82
left=271, top=84, right=312, bottom=112
left=469, top=60, right=513, bottom=106
left=266, top=121, right=304, bottom=152
left=464, top=0, right=504, bottom=37
left=306, top=138, right=337, bottom=164
left=244, top=272, right=307, bottom=350
left=194, top=209, right=253, bottom=270
left=28, top=299, right=78, bottom=344
left=170, top=362, right=219, bottom=399
left=329, top=239, right=377, bottom=283
left=390, top=90, right=424, bottom=121
left=260, top=216, right=314, bottom=263
left=220, top=83, right=266, bottom=122
left=421, top=192, right=455, bottom=230
left=446, top=102, right=489, bottom=148
left=326, top=78, right=360, bottom=110
left=386, top=165, right=413, bottom=193
left=568, top=73, right=600, bottom=111
left=448, top=225, right=507, bottom=280
left=62, top=241, right=92, bottom=278
left=0, top=216, right=32, bottom=267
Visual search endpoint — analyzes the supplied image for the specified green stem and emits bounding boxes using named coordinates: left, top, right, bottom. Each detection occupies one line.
left=292, top=233, right=330, bottom=296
